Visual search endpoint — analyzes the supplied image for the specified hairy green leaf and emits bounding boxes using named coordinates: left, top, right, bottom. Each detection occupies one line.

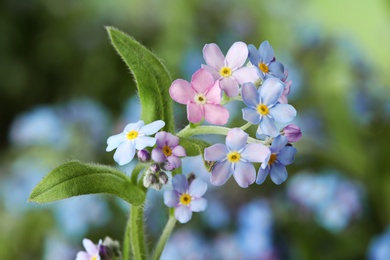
left=106, top=27, right=174, bottom=133
left=29, top=161, right=145, bottom=205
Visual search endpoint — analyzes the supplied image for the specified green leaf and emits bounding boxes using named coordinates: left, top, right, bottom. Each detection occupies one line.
left=106, top=27, right=174, bottom=133
left=29, top=161, right=146, bottom=206
left=179, top=137, right=214, bottom=171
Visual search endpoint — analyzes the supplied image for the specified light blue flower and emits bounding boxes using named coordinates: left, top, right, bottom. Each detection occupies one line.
left=368, top=226, right=390, bottom=260
left=106, top=120, right=165, bottom=165
left=256, top=135, right=296, bottom=185
left=204, top=128, right=270, bottom=188
left=241, top=79, right=296, bottom=137
left=248, top=41, right=285, bottom=80
left=164, top=174, right=207, bottom=224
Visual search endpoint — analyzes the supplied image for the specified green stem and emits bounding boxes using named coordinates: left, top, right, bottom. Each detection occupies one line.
left=131, top=163, right=145, bottom=185
left=130, top=205, right=147, bottom=260
left=240, top=122, right=252, bottom=131
left=123, top=208, right=132, bottom=260
left=151, top=214, right=177, bottom=260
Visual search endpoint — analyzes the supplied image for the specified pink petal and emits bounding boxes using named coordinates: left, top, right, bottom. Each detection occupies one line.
left=203, top=43, right=225, bottom=69
left=169, top=79, right=195, bottom=104
left=205, top=80, right=222, bottom=104
left=191, top=69, right=215, bottom=94
left=172, top=145, right=186, bottom=157
left=233, top=66, right=259, bottom=85
left=225, top=42, right=248, bottom=69
left=187, top=102, right=203, bottom=123
left=155, top=131, right=167, bottom=148
left=201, top=64, right=221, bottom=80
left=203, top=104, right=229, bottom=125
left=220, top=78, right=239, bottom=97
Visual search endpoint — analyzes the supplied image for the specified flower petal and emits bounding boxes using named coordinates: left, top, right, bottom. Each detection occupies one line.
left=167, top=156, right=181, bottom=168
left=190, top=198, right=207, bottom=212
left=226, top=128, right=248, bottom=151
left=269, top=104, right=296, bottom=123
left=233, top=66, right=259, bottom=85
left=204, top=143, right=229, bottom=162
left=189, top=178, right=208, bottom=198
left=204, top=80, right=222, bottom=104
left=242, top=107, right=261, bottom=124
left=172, top=145, right=186, bottom=157
left=169, top=79, right=195, bottom=104
left=139, top=120, right=165, bottom=135
left=259, top=116, right=279, bottom=137
left=203, top=43, right=225, bottom=69
left=76, top=252, right=90, bottom=260
left=106, top=133, right=126, bottom=152
left=172, top=174, right=189, bottom=194
left=201, top=64, right=221, bottom=80
left=165, top=132, right=180, bottom=147
left=187, top=102, right=203, bottom=123
left=220, top=77, right=239, bottom=97
left=203, top=104, right=229, bottom=125
left=113, top=141, right=135, bottom=165
left=240, top=143, right=271, bottom=163
left=164, top=190, right=179, bottom=208
left=225, top=41, right=248, bottom=69
left=210, top=160, right=233, bottom=186
left=175, top=205, right=192, bottom=224
left=269, top=162, right=288, bottom=185
left=248, top=44, right=260, bottom=66
left=124, top=121, right=144, bottom=132
left=191, top=68, right=215, bottom=94
left=277, top=146, right=297, bottom=165
left=134, top=136, right=156, bottom=150
left=83, top=239, right=98, bottom=255
left=151, top=148, right=166, bottom=163
left=270, top=135, right=288, bottom=153
left=241, top=82, right=260, bottom=107
left=269, top=61, right=285, bottom=79
left=259, top=41, right=275, bottom=64
left=155, top=131, right=167, bottom=148
left=233, top=161, right=256, bottom=188
left=256, top=165, right=270, bottom=184
left=259, top=78, right=284, bottom=106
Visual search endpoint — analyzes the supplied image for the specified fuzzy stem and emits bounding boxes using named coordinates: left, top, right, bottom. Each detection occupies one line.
left=130, top=205, right=147, bottom=260
left=151, top=213, right=177, bottom=260
left=122, top=208, right=132, bottom=260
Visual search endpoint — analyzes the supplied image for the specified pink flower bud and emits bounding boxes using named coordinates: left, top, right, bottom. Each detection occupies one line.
left=282, top=124, right=302, bottom=143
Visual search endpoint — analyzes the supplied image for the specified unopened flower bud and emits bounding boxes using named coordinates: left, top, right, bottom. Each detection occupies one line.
left=143, top=172, right=158, bottom=188
left=187, top=172, right=196, bottom=185
left=282, top=124, right=302, bottom=143
left=149, top=163, right=160, bottom=174
left=137, top=149, right=151, bottom=163
left=100, top=236, right=122, bottom=260
left=161, top=161, right=175, bottom=171
left=158, top=171, right=169, bottom=185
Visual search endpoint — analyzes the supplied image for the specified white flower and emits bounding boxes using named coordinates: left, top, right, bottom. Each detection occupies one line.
left=106, top=120, right=165, bottom=165
left=76, top=238, right=101, bottom=260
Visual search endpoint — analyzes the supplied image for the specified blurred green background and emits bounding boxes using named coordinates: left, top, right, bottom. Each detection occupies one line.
left=1, top=0, right=390, bottom=259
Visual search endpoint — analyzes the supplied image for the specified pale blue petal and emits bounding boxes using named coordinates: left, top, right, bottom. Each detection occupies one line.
left=256, top=165, right=270, bottom=184
left=259, top=41, right=275, bottom=64
left=83, top=238, right=98, bottom=255
left=106, top=133, right=126, bottom=152
left=270, top=135, right=288, bottom=153
left=124, top=120, right=144, bottom=132
left=210, top=160, right=233, bottom=186
left=190, top=198, right=207, bottom=212
left=259, top=116, right=279, bottom=137
left=269, top=104, right=297, bottom=123
left=233, top=161, right=256, bottom=188
left=241, top=82, right=260, bottom=107
left=240, top=143, right=271, bottom=163
left=113, top=141, right=135, bottom=165
left=226, top=128, right=248, bottom=151
left=248, top=44, right=260, bottom=66
left=259, top=78, right=284, bottom=106
left=134, top=136, right=156, bottom=150
left=277, top=146, right=297, bottom=165
left=172, top=174, right=188, bottom=194
left=269, top=61, right=285, bottom=79
left=175, top=205, right=192, bottom=223
left=204, top=144, right=228, bottom=161
left=76, top=252, right=90, bottom=260
left=163, top=190, right=179, bottom=208
left=189, top=179, right=208, bottom=198
left=242, top=107, right=261, bottom=124
left=139, top=120, right=165, bottom=135
left=270, top=162, right=288, bottom=185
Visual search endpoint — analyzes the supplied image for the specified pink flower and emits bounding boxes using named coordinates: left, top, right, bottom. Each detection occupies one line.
left=169, top=68, right=229, bottom=125
left=202, top=42, right=258, bottom=97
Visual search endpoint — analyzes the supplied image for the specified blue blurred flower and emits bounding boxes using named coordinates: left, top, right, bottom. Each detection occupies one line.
left=368, top=226, right=390, bottom=260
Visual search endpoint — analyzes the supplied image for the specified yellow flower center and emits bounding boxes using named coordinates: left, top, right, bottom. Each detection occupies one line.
left=180, top=193, right=192, bottom=205
left=258, top=62, right=269, bottom=73
left=227, top=151, right=241, bottom=163
left=257, top=104, right=269, bottom=116
left=268, top=154, right=277, bottom=165
left=194, top=93, right=207, bottom=105
left=220, top=67, right=232, bottom=77
left=162, top=145, right=172, bottom=156
left=126, top=130, right=139, bottom=140
left=91, top=256, right=98, bottom=260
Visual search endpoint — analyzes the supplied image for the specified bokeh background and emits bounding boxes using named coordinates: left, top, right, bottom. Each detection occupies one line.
left=1, top=0, right=390, bottom=259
